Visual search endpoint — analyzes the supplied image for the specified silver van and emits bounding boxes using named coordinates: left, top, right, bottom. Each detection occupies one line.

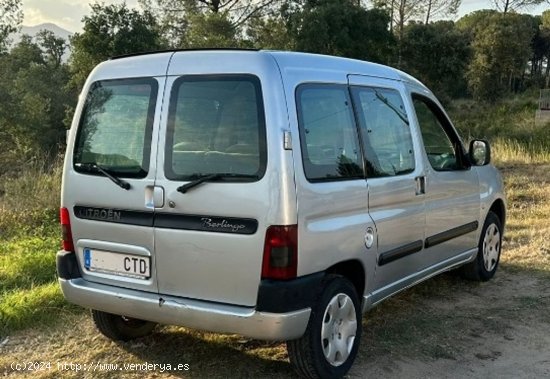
left=57, top=50, right=506, bottom=378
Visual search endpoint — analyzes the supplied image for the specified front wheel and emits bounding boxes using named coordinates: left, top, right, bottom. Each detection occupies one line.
left=287, top=275, right=362, bottom=379
left=91, top=309, right=157, bottom=341
left=461, top=211, right=503, bottom=281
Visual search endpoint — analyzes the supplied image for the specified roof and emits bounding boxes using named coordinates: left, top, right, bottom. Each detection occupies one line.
left=93, top=49, right=426, bottom=90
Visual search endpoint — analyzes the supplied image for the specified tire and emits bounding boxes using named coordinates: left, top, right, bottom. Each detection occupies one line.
left=287, top=275, right=362, bottom=379
left=91, top=310, right=157, bottom=341
left=461, top=211, right=503, bottom=282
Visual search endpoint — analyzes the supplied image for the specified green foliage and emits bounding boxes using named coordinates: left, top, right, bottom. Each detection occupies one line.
left=36, top=30, right=67, bottom=68
left=449, top=93, right=550, bottom=153
left=138, top=0, right=192, bottom=47
left=0, top=0, right=22, bottom=53
left=456, top=9, right=499, bottom=31
left=401, top=21, right=470, bottom=101
left=139, top=0, right=281, bottom=48
left=0, top=36, right=75, bottom=175
left=286, top=0, right=394, bottom=63
left=463, top=13, right=536, bottom=101
left=69, top=3, right=164, bottom=90
left=184, top=11, right=241, bottom=48
left=247, top=14, right=294, bottom=50
left=539, top=11, right=550, bottom=87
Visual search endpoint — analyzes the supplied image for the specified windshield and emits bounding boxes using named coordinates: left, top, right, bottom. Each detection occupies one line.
left=165, top=75, right=267, bottom=181
left=73, top=78, right=158, bottom=178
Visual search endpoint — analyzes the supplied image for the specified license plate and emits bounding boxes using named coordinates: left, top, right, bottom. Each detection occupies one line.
left=83, top=248, right=151, bottom=279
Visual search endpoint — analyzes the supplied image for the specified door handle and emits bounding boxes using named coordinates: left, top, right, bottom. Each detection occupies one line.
left=145, top=186, right=165, bottom=209
left=415, top=176, right=426, bottom=195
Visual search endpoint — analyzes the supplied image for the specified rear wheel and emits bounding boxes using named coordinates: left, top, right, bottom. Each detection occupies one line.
left=462, top=211, right=503, bottom=281
left=91, top=309, right=156, bottom=341
left=287, top=275, right=361, bottom=379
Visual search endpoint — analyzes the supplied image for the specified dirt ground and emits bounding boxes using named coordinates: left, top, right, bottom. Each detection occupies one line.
left=351, top=270, right=550, bottom=379
left=1, top=267, right=549, bottom=378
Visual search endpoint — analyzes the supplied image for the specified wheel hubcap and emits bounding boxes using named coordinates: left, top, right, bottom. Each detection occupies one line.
left=482, top=223, right=501, bottom=272
left=321, top=293, right=357, bottom=367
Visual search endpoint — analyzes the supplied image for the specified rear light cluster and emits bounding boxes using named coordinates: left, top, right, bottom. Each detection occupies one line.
left=261, top=225, right=298, bottom=280
left=60, top=207, right=74, bottom=252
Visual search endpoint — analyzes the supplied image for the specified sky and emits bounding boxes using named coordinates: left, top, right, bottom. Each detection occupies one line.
left=22, top=0, right=550, bottom=33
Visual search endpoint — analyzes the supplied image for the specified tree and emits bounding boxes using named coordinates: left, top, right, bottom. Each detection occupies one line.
left=465, top=13, right=535, bottom=101
left=423, top=0, right=461, bottom=24
left=286, top=0, right=394, bottom=64
left=246, top=13, right=294, bottom=49
left=373, top=0, right=423, bottom=42
left=456, top=9, right=499, bottom=32
left=184, top=11, right=241, bottom=47
left=36, top=30, right=67, bottom=68
left=0, top=0, right=23, bottom=53
left=138, top=0, right=279, bottom=47
left=541, top=10, right=550, bottom=86
left=492, top=0, right=549, bottom=14
left=0, top=35, right=76, bottom=173
left=69, top=3, right=164, bottom=90
left=401, top=21, right=471, bottom=100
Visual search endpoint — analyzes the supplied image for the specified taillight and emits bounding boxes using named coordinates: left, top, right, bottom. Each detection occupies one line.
left=60, top=207, right=74, bottom=252
left=261, top=225, right=298, bottom=280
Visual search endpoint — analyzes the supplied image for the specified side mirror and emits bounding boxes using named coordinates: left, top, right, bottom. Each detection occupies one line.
left=469, top=139, right=491, bottom=166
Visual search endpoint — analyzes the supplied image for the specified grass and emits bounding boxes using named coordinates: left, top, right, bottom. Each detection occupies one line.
left=0, top=93, right=549, bottom=376
left=491, top=136, right=550, bottom=276
left=0, top=157, right=72, bottom=336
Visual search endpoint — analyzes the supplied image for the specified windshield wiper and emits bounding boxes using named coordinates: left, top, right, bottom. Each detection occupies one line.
left=75, top=162, right=131, bottom=190
left=177, top=173, right=258, bottom=194
left=374, top=89, right=410, bottom=126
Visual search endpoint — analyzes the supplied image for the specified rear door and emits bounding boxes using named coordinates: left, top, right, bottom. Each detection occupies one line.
left=67, top=75, right=166, bottom=293
left=153, top=52, right=285, bottom=306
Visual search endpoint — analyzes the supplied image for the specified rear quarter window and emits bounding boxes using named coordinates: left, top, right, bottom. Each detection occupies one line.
left=296, top=84, right=364, bottom=182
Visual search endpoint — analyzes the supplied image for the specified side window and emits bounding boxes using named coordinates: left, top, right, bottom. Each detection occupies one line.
left=296, top=85, right=363, bottom=182
left=412, top=96, right=462, bottom=171
left=351, top=87, right=415, bottom=177
left=74, top=78, right=158, bottom=178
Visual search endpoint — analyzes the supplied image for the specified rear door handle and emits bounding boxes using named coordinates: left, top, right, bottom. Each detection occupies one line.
left=415, top=176, right=426, bottom=195
left=145, top=186, right=165, bottom=209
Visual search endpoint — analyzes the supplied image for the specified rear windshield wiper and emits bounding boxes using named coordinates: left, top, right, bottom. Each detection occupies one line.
left=75, top=162, right=131, bottom=190
left=177, top=173, right=259, bottom=194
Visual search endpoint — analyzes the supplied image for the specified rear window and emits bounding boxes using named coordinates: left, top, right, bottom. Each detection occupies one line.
left=165, top=75, right=267, bottom=181
left=73, top=78, right=158, bottom=178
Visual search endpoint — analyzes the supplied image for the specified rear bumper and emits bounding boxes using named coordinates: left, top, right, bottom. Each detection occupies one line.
left=57, top=252, right=311, bottom=340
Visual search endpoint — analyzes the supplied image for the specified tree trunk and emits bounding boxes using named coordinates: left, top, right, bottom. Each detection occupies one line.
left=390, top=0, right=394, bottom=34
left=397, top=0, right=405, bottom=68
left=425, top=0, right=432, bottom=24
left=545, top=57, right=550, bottom=88
left=210, top=0, right=220, bottom=13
